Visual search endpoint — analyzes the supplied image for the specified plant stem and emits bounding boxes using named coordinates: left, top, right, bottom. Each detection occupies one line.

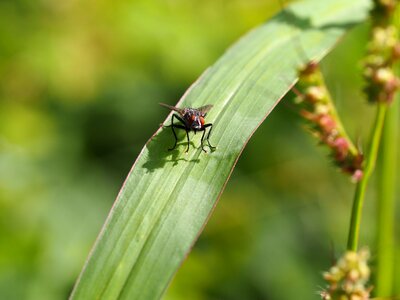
left=375, top=97, right=398, bottom=296
left=347, top=102, right=387, bottom=251
left=374, top=2, right=400, bottom=294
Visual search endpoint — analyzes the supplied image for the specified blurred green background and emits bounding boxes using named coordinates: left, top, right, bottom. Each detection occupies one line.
left=1, top=0, right=399, bottom=299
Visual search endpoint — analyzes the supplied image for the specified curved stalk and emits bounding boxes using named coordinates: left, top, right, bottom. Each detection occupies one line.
left=375, top=84, right=398, bottom=297
left=347, top=102, right=387, bottom=251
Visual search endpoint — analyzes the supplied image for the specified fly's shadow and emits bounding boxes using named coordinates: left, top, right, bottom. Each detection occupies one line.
left=141, top=124, right=201, bottom=173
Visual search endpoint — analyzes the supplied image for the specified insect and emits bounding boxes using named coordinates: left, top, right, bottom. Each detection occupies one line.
left=160, top=102, right=216, bottom=153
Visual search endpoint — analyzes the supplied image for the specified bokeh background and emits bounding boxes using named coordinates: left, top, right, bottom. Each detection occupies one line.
left=1, top=0, right=399, bottom=299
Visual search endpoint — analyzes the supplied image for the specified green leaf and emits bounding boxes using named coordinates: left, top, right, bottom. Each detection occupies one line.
left=70, top=0, right=371, bottom=299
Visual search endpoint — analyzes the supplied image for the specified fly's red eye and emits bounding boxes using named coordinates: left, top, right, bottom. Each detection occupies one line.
left=190, top=115, right=196, bottom=122
left=200, top=117, right=205, bottom=126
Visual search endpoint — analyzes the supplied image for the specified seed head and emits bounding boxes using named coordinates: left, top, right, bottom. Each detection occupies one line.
left=320, top=248, right=372, bottom=300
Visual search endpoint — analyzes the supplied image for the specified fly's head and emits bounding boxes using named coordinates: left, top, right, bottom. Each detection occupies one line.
left=183, top=108, right=206, bottom=131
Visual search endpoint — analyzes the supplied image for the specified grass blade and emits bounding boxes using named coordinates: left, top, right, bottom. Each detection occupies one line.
left=70, top=0, right=371, bottom=298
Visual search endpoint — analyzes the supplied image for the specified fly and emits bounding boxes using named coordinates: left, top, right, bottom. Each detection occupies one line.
left=160, top=102, right=216, bottom=153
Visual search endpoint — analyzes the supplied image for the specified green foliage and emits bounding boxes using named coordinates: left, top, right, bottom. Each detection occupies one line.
left=4, top=0, right=400, bottom=299
left=68, top=0, right=371, bottom=299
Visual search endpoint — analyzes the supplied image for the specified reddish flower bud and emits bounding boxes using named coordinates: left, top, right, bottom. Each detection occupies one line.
left=318, top=114, right=336, bottom=133
left=352, top=169, right=364, bottom=182
left=333, top=137, right=349, bottom=161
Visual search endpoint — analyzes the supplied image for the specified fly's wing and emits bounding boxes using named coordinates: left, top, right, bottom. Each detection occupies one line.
left=159, top=103, right=185, bottom=115
left=197, top=104, right=213, bottom=116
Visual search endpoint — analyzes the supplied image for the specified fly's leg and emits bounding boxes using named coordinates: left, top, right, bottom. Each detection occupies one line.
left=184, top=129, right=190, bottom=153
left=201, top=123, right=216, bottom=152
left=165, top=114, right=189, bottom=151
left=200, top=129, right=208, bottom=153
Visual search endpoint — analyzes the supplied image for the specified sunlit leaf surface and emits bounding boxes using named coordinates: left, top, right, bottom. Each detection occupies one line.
left=70, top=0, right=371, bottom=298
